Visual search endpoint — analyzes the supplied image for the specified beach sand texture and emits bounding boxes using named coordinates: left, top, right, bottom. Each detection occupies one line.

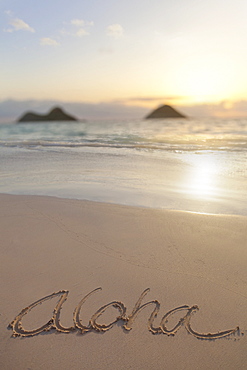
left=1, top=194, right=247, bottom=369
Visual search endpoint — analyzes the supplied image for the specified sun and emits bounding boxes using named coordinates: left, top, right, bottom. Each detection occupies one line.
left=185, top=69, right=222, bottom=102
left=175, top=56, right=235, bottom=103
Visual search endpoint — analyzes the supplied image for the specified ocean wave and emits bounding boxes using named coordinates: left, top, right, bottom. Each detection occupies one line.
left=0, top=137, right=246, bottom=152
left=1, top=118, right=247, bottom=152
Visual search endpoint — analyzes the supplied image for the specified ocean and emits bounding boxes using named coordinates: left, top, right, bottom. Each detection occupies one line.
left=0, top=118, right=246, bottom=215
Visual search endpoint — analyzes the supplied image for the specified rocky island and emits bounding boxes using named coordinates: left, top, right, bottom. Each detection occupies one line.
left=146, top=104, right=186, bottom=119
left=18, top=107, right=78, bottom=122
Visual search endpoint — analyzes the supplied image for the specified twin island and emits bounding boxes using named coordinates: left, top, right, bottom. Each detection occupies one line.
left=17, top=105, right=186, bottom=122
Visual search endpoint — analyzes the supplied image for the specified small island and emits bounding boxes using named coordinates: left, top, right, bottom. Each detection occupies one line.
left=145, top=105, right=186, bottom=119
left=18, top=107, right=78, bottom=122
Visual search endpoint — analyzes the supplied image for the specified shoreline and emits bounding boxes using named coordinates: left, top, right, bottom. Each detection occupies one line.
left=1, top=193, right=247, bottom=369
left=1, top=142, right=246, bottom=217
left=1, top=191, right=246, bottom=218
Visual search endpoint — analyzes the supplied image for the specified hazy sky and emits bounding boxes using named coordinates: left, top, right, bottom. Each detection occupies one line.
left=1, top=0, right=247, bottom=119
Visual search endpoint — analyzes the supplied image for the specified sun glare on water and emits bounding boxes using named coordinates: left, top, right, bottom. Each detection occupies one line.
left=185, top=155, right=219, bottom=198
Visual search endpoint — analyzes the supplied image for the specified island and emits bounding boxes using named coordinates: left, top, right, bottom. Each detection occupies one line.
left=18, top=107, right=78, bottom=122
left=145, top=105, right=186, bottom=119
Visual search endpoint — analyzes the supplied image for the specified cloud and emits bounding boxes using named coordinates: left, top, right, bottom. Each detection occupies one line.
left=70, top=19, right=85, bottom=27
left=75, top=28, right=89, bottom=37
left=4, top=17, right=35, bottom=33
left=4, top=10, right=13, bottom=16
left=107, top=24, right=124, bottom=39
left=60, top=27, right=88, bottom=37
left=61, top=19, right=93, bottom=38
left=179, top=100, right=247, bottom=118
left=70, top=19, right=94, bottom=27
left=40, top=37, right=60, bottom=46
left=118, top=96, right=185, bottom=103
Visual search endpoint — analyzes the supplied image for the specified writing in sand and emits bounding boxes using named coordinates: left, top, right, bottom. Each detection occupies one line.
left=9, top=288, right=239, bottom=340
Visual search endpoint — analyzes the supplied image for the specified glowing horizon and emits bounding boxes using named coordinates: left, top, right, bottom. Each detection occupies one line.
left=1, top=0, right=247, bottom=119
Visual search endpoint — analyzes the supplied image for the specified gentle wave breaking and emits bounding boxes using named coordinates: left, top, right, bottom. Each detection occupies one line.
left=1, top=118, right=246, bottom=152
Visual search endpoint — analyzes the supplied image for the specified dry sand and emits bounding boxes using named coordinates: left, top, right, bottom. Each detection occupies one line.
left=0, top=194, right=247, bottom=369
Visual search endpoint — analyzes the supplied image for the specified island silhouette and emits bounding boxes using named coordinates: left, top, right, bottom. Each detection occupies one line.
left=146, top=105, right=186, bottom=119
left=17, top=104, right=187, bottom=122
left=18, top=107, right=78, bottom=122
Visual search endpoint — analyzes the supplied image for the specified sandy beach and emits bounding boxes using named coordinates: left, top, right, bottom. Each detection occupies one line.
left=0, top=193, right=247, bottom=369
left=2, top=0, right=247, bottom=368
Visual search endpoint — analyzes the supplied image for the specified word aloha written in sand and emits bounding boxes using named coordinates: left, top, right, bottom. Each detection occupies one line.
left=9, top=288, right=239, bottom=340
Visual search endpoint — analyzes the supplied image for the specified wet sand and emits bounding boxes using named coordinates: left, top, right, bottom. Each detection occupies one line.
left=0, top=194, right=247, bottom=369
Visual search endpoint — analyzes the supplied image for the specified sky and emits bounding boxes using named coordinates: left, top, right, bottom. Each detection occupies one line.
left=1, top=0, right=247, bottom=121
